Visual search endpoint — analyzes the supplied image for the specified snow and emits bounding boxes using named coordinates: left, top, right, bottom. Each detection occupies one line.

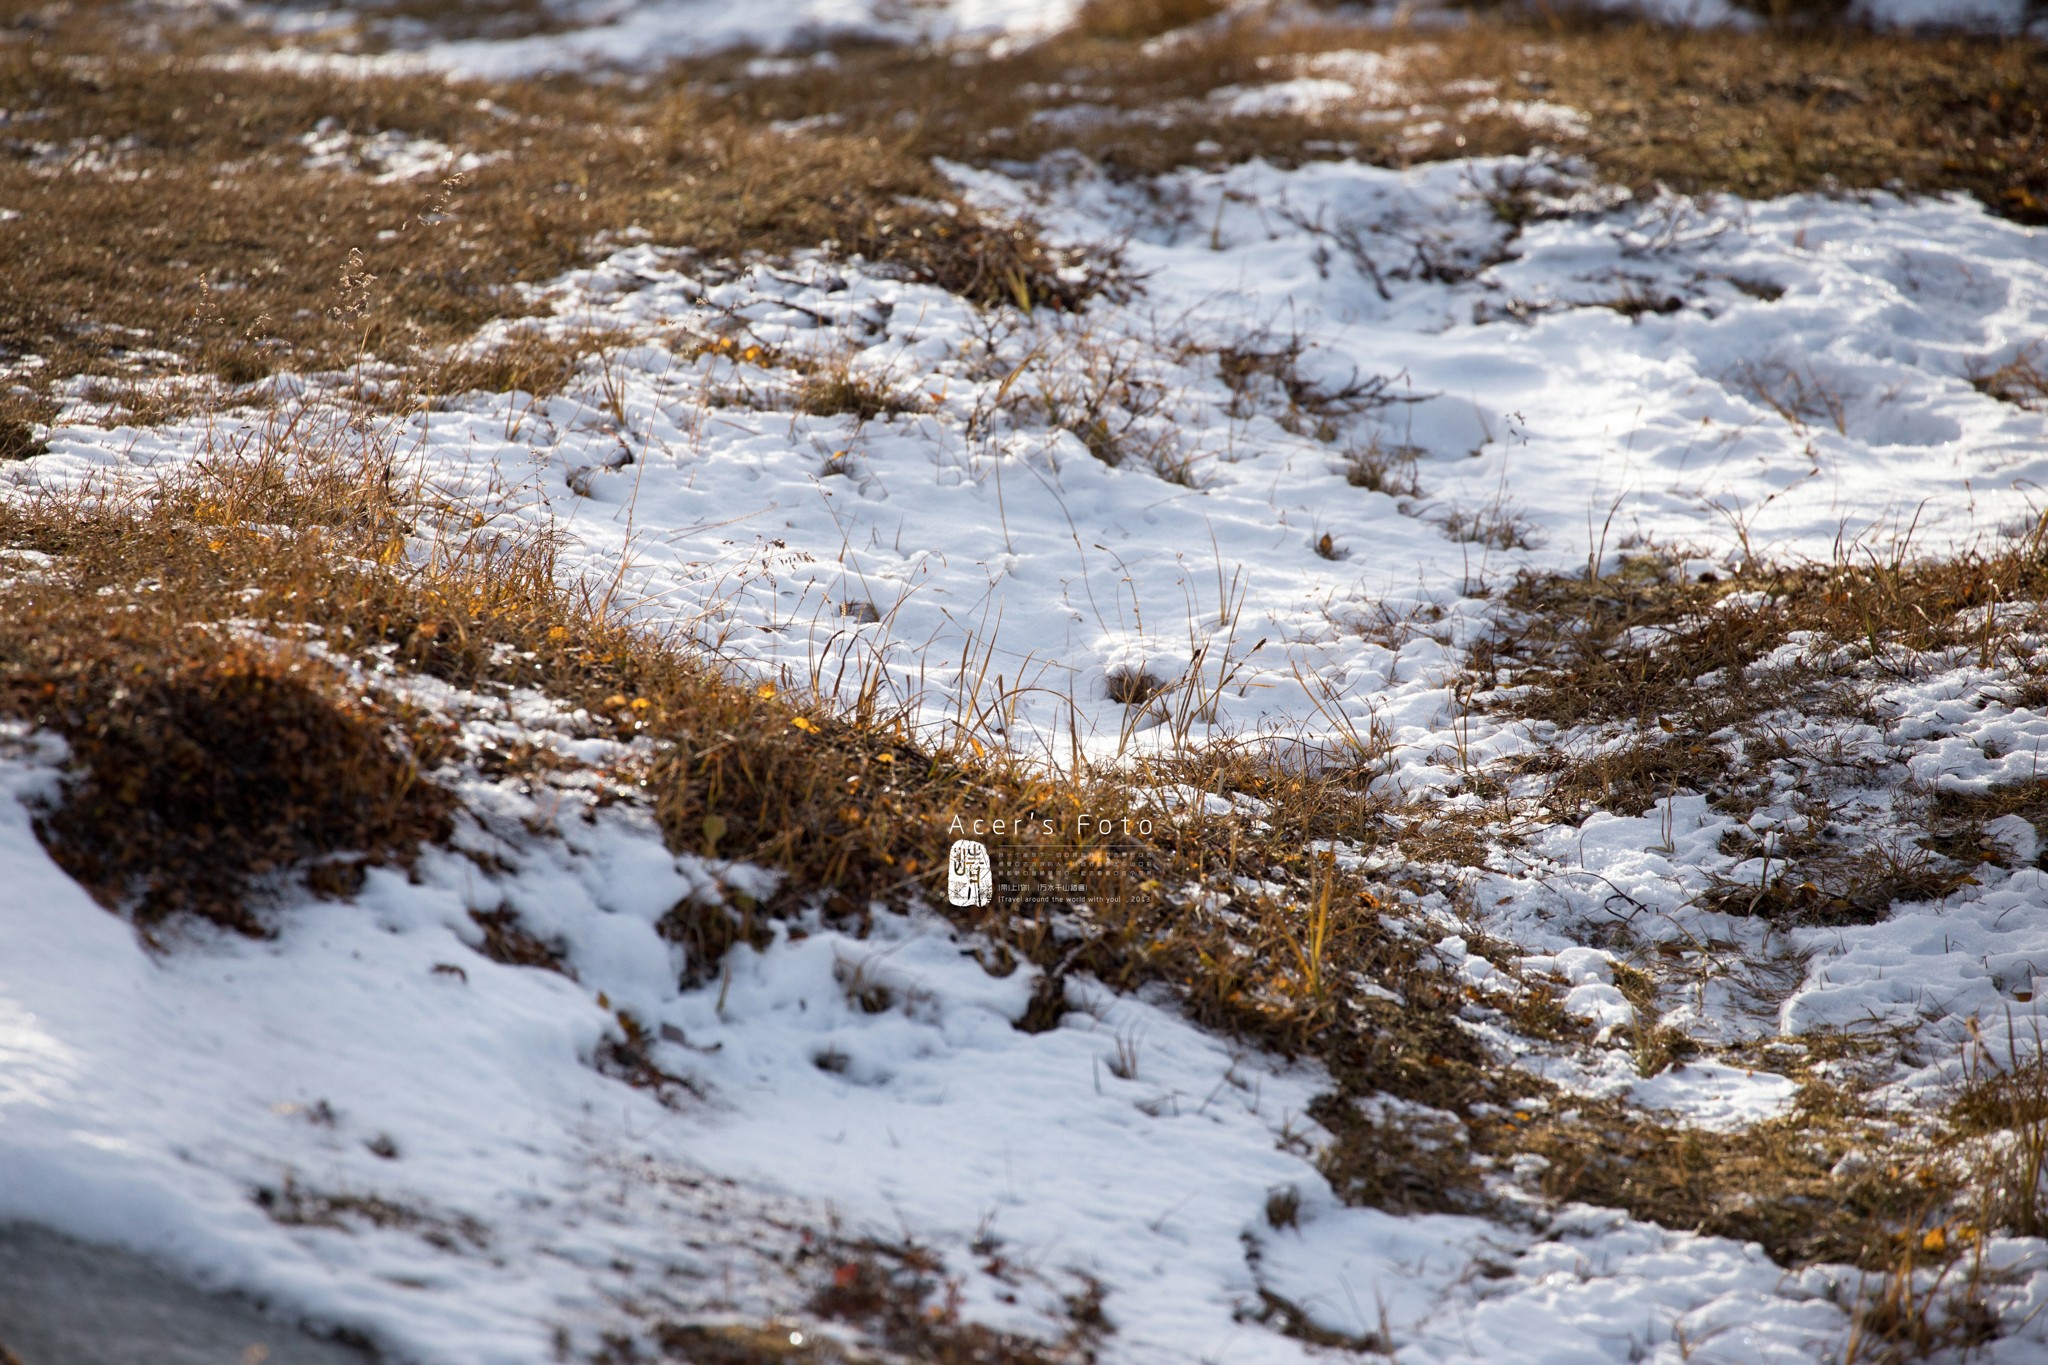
left=1629, top=1062, right=1800, bottom=1131
left=298, top=119, right=503, bottom=183
left=10, top=73, right=2048, bottom=1364
left=240, top=0, right=1084, bottom=78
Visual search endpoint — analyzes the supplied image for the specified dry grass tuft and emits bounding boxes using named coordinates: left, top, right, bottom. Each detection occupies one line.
left=1970, top=346, right=2048, bottom=412
left=17, top=637, right=454, bottom=934
left=1341, top=439, right=1424, bottom=498
left=1071, top=0, right=1222, bottom=40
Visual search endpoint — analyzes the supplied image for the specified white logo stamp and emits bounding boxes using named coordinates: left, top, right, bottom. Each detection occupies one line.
left=948, top=839, right=992, bottom=907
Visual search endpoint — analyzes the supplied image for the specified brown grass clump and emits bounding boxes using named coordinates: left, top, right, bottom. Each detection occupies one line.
left=1503, top=1088, right=1948, bottom=1269
left=1970, top=346, right=2048, bottom=412
left=1071, top=0, right=1223, bottom=40
left=13, top=635, right=454, bottom=935
left=709, top=15, right=2046, bottom=223
left=0, top=453, right=462, bottom=934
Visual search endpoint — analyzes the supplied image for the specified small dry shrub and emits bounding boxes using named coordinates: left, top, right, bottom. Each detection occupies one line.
left=0, top=599, right=452, bottom=935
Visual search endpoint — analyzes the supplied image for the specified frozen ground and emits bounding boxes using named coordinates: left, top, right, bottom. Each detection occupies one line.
left=8, top=69, right=2048, bottom=1365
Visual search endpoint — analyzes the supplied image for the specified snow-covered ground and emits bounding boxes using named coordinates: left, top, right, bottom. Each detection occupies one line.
left=19, top=682, right=2047, bottom=1365
left=237, top=0, right=1082, bottom=77
left=9, top=56, right=2048, bottom=1365
left=32, top=155, right=2048, bottom=764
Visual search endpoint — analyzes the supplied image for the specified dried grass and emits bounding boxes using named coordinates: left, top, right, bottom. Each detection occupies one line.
left=0, top=14, right=1108, bottom=412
